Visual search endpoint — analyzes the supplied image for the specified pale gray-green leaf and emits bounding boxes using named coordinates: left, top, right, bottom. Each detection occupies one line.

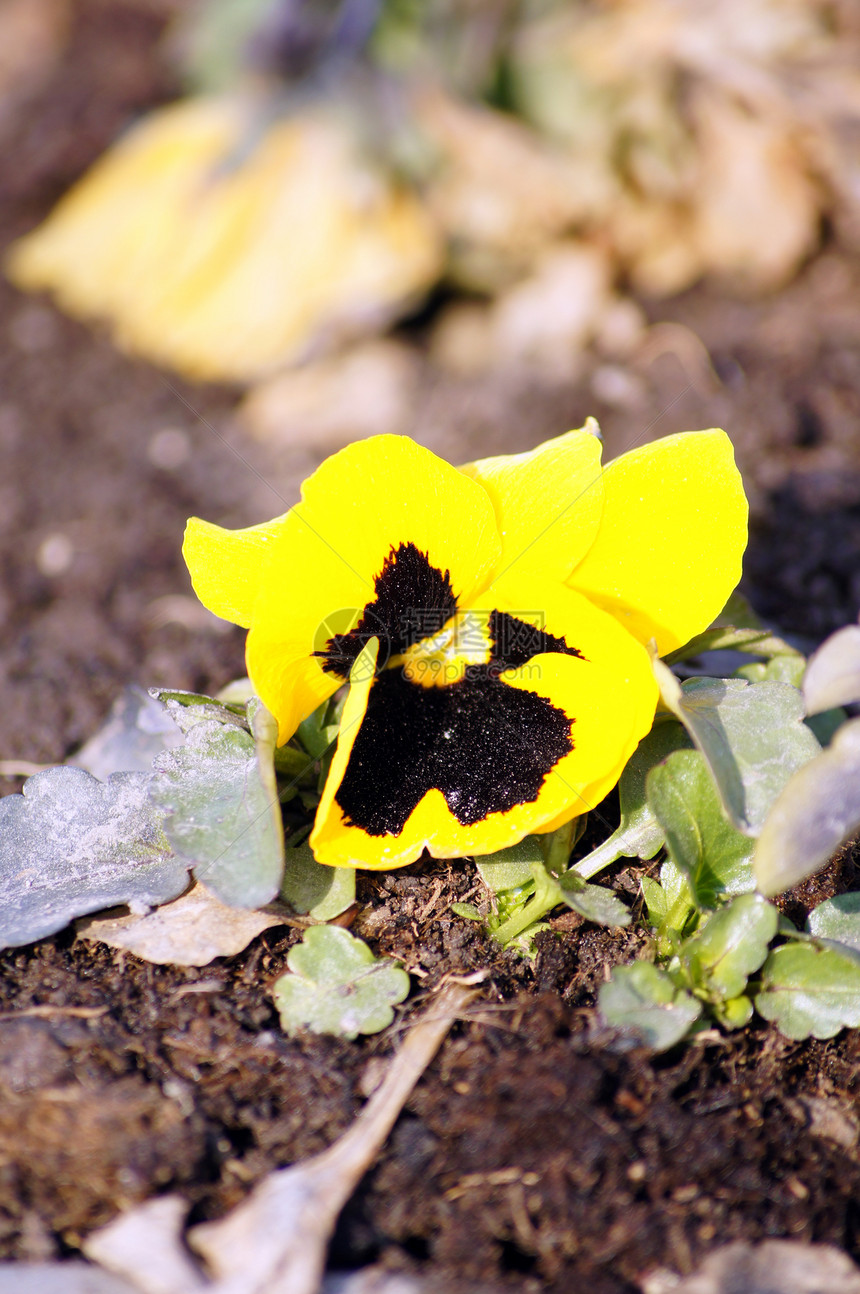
left=598, top=962, right=702, bottom=1051
left=150, top=687, right=248, bottom=735
left=559, top=874, right=630, bottom=927
left=272, top=926, right=410, bottom=1039
left=754, top=717, right=860, bottom=896
left=646, top=749, right=755, bottom=908
left=803, top=623, right=860, bottom=714
left=755, top=941, right=860, bottom=1040
left=682, top=893, right=778, bottom=1001
left=70, top=686, right=182, bottom=779
left=477, top=836, right=544, bottom=893
left=652, top=664, right=820, bottom=835
left=0, top=768, right=188, bottom=950
left=575, top=720, right=690, bottom=880
left=150, top=704, right=284, bottom=909
left=807, top=892, right=860, bottom=953
left=281, top=841, right=355, bottom=920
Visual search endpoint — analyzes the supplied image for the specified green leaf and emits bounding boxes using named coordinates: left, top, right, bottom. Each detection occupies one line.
left=272, top=926, right=410, bottom=1039
left=476, top=836, right=544, bottom=892
left=652, top=664, right=820, bottom=835
left=280, top=841, right=356, bottom=921
left=805, top=707, right=847, bottom=748
left=717, top=995, right=754, bottom=1029
left=150, top=700, right=284, bottom=908
left=641, top=875, right=668, bottom=927
left=659, top=855, right=694, bottom=909
left=754, top=717, right=860, bottom=896
left=273, top=744, right=316, bottom=780
left=450, top=902, right=482, bottom=921
left=574, top=720, right=690, bottom=880
left=664, top=591, right=800, bottom=664
left=755, top=941, right=860, bottom=1040
left=646, top=749, right=755, bottom=908
left=682, top=893, right=779, bottom=1001
left=735, top=655, right=806, bottom=687
left=598, top=962, right=702, bottom=1051
left=296, top=700, right=337, bottom=761
left=0, top=768, right=189, bottom=950
left=559, top=872, right=631, bottom=927
left=647, top=860, right=699, bottom=941
left=490, top=857, right=628, bottom=946
left=803, top=623, right=860, bottom=714
left=507, top=921, right=550, bottom=957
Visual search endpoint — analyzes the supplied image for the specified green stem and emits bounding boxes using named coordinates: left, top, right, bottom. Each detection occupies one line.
left=492, top=895, right=551, bottom=946
left=572, top=835, right=621, bottom=881
left=492, top=863, right=562, bottom=945
left=541, top=819, right=577, bottom=875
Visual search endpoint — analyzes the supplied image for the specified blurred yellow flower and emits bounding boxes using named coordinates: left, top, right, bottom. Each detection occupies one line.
left=6, top=96, right=442, bottom=382
left=183, top=427, right=747, bottom=869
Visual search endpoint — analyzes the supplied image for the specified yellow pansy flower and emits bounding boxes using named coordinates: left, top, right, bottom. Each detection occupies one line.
left=184, top=427, right=747, bottom=869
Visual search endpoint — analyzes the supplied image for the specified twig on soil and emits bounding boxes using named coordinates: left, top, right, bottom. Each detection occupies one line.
left=0, top=1005, right=109, bottom=1021
left=0, top=761, right=50, bottom=777
left=83, top=981, right=477, bottom=1294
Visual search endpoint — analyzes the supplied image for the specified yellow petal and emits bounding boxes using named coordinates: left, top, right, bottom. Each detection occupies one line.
left=246, top=435, right=501, bottom=744
left=460, top=424, right=605, bottom=585
left=567, top=429, right=748, bottom=656
left=183, top=512, right=289, bottom=628
left=310, top=584, right=657, bottom=869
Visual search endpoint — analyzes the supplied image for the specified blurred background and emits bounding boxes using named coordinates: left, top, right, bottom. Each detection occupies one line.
left=2, top=0, right=860, bottom=769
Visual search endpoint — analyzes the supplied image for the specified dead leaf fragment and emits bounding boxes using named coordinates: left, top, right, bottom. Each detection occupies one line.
left=689, top=87, right=820, bottom=290
left=419, top=87, right=603, bottom=291
left=0, top=1263, right=137, bottom=1294
left=489, top=242, right=613, bottom=378
left=802, top=1095, right=859, bottom=1150
left=641, top=1240, right=860, bottom=1294
left=84, top=1197, right=206, bottom=1294
left=241, top=341, right=419, bottom=449
left=77, top=882, right=287, bottom=966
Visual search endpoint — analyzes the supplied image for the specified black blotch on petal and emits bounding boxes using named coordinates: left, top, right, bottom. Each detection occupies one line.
left=335, top=667, right=574, bottom=835
left=488, top=610, right=584, bottom=668
left=318, top=542, right=458, bottom=677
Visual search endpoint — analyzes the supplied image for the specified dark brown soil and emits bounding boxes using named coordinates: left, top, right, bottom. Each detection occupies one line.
left=3, top=4, right=860, bottom=1292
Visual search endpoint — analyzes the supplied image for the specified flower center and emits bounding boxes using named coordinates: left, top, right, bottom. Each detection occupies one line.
left=395, top=611, right=491, bottom=688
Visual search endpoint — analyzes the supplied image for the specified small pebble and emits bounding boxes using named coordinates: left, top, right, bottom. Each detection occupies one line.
left=36, top=532, right=73, bottom=577
left=147, top=426, right=191, bottom=471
